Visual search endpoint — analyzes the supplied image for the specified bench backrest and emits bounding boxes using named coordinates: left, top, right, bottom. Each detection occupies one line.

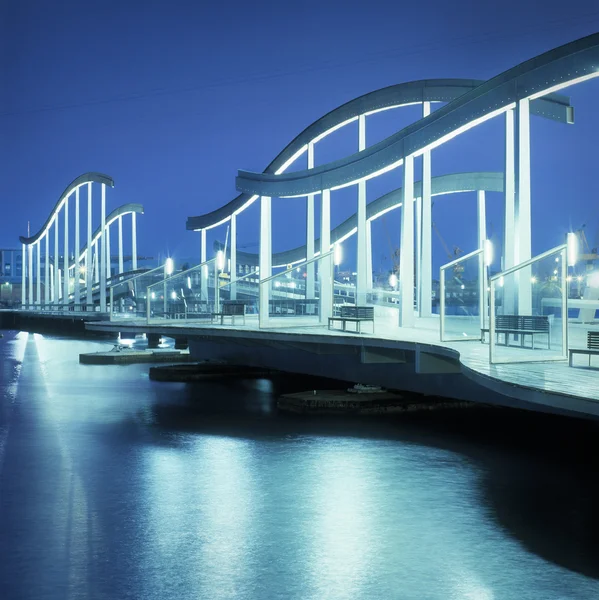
left=222, top=301, right=246, bottom=316
left=588, top=330, right=599, bottom=349
left=496, top=315, right=549, bottom=332
left=340, top=305, right=374, bottom=319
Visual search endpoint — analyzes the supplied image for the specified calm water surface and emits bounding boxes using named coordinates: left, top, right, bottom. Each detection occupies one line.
left=0, top=331, right=598, bottom=600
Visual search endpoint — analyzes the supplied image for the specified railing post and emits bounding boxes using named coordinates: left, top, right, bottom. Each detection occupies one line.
left=561, top=246, right=568, bottom=359
left=109, top=286, right=113, bottom=321
left=489, top=279, right=496, bottom=363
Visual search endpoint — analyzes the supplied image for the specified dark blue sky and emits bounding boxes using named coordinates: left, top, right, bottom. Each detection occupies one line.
left=2, top=0, right=599, bottom=274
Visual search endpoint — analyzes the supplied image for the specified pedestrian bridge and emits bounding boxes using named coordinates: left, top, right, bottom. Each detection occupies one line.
left=18, top=33, right=599, bottom=419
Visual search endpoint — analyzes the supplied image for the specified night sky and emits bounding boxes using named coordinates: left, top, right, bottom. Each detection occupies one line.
left=2, top=0, right=599, bottom=275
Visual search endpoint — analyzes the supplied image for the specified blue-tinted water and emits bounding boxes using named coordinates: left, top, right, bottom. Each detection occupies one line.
left=0, top=331, right=598, bottom=600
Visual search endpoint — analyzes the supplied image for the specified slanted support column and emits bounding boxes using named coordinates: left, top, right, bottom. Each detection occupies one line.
left=54, top=216, right=59, bottom=303
left=105, top=224, right=111, bottom=282
left=306, top=141, right=315, bottom=299
left=63, top=195, right=69, bottom=306
left=320, top=189, right=332, bottom=323
left=504, top=101, right=532, bottom=315
left=516, top=98, right=532, bottom=315
left=21, top=244, right=26, bottom=307
left=86, top=183, right=92, bottom=308
left=100, top=183, right=106, bottom=312
left=131, top=212, right=138, bottom=271
left=357, top=114, right=367, bottom=305
left=200, top=228, right=207, bottom=302
left=118, top=215, right=124, bottom=274
left=93, top=242, right=99, bottom=284
left=27, top=244, right=33, bottom=306
left=400, top=155, right=415, bottom=328
left=36, top=242, right=41, bottom=304
left=230, top=213, right=237, bottom=300
left=420, top=101, right=432, bottom=317
left=44, top=234, right=49, bottom=304
left=477, top=190, right=487, bottom=327
left=259, top=196, right=272, bottom=327
left=366, top=219, right=373, bottom=290
left=74, top=187, right=80, bottom=306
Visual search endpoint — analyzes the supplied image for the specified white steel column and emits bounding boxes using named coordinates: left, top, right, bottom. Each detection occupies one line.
left=259, top=196, right=272, bottom=326
left=21, top=244, right=26, bottom=307
left=415, top=192, right=422, bottom=314
left=105, top=225, right=111, bottom=281
left=503, top=108, right=516, bottom=315
left=100, top=183, right=106, bottom=312
left=420, top=101, right=432, bottom=317
left=63, top=195, right=69, bottom=306
left=306, top=141, right=315, bottom=299
left=200, top=228, right=207, bottom=301
left=28, top=244, right=33, bottom=306
left=74, top=187, right=80, bottom=306
left=44, top=234, right=49, bottom=304
left=93, top=242, right=99, bottom=283
left=131, top=212, right=138, bottom=271
left=230, top=213, right=237, bottom=300
left=36, top=242, right=41, bottom=304
left=54, top=217, right=59, bottom=303
left=118, top=215, right=124, bottom=274
left=320, top=189, right=332, bottom=322
left=516, top=98, right=532, bottom=315
left=86, top=183, right=92, bottom=307
left=357, top=114, right=367, bottom=305
left=366, top=219, right=373, bottom=290
left=400, top=155, right=415, bottom=327
left=477, top=190, right=487, bottom=327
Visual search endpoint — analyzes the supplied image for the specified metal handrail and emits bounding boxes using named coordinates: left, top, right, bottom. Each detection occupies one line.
left=490, top=243, right=566, bottom=281
left=260, top=250, right=333, bottom=285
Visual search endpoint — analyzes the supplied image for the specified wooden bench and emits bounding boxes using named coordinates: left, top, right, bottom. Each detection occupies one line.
left=481, top=315, right=550, bottom=349
left=569, top=331, right=599, bottom=367
left=212, top=300, right=246, bottom=325
left=328, top=306, right=374, bottom=334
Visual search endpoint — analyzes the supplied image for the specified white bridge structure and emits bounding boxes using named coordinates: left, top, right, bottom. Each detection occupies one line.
left=19, top=173, right=143, bottom=312
left=23, top=33, right=599, bottom=419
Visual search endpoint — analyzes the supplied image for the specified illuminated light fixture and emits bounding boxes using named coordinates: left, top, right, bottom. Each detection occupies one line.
left=275, top=281, right=281, bottom=288
left=566, top=275, right=573, bottom=282
left=165, top=258, right=174, bottom=275
left=151, top=292, right=156, bottom=299
left=577, top=275, right=583, bottom=282
left=274, top=145, right=308, bottom=175
left=216, top=250, right=225, bottom=271
left=553, top=269, right=558, bottom=275
left=527, top=72, right=599, bottom=100
left=531, top=276, right=537, bottom=284
left=289, top=282, right=296, bottom=289
left=483, top=239, right=493, bottom=267
left=460, top=284, right=465, bottom=290
left=334, top=243, right=342, bottom=266
left=567, top=232, right=578, bottom=267
left=187, top=276, right=192, bottom=289
left=499, top=276, right=504, bottom=288
left=171, top=291, right=177, bottom=300
left=389, top=273, right=398, bottom=288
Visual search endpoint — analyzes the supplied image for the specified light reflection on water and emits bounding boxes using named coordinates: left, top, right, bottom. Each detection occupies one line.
left=0, top=333, right=598, bottom=600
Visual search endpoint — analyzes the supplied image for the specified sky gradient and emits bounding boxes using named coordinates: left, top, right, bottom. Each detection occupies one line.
left=2, top=0, right=599, bottom=275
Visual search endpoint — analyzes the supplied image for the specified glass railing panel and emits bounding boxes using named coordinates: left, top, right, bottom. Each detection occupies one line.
left=109, top=264, right=166, bottom=320
left=212, top=270, right=260, bottom=324
left=259, top=251, right=333, bottom=328
left=146, top=259, right=217, bottom=324
left=440, top=249, right=484, bottom=342
left=489, top=245, right=567, bottom=364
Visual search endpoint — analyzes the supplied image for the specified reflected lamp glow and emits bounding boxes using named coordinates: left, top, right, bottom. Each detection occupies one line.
left=389, top=273, right=398, bottom=288
left=334, top=243, right=342, bottom=266
left=567, top=232, right=578, bottom=267
left=165, top=258, right=174, bottom=275
left=216, top=250, right=225, bottom=271
left=483, top=239, right=493, bottom=267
